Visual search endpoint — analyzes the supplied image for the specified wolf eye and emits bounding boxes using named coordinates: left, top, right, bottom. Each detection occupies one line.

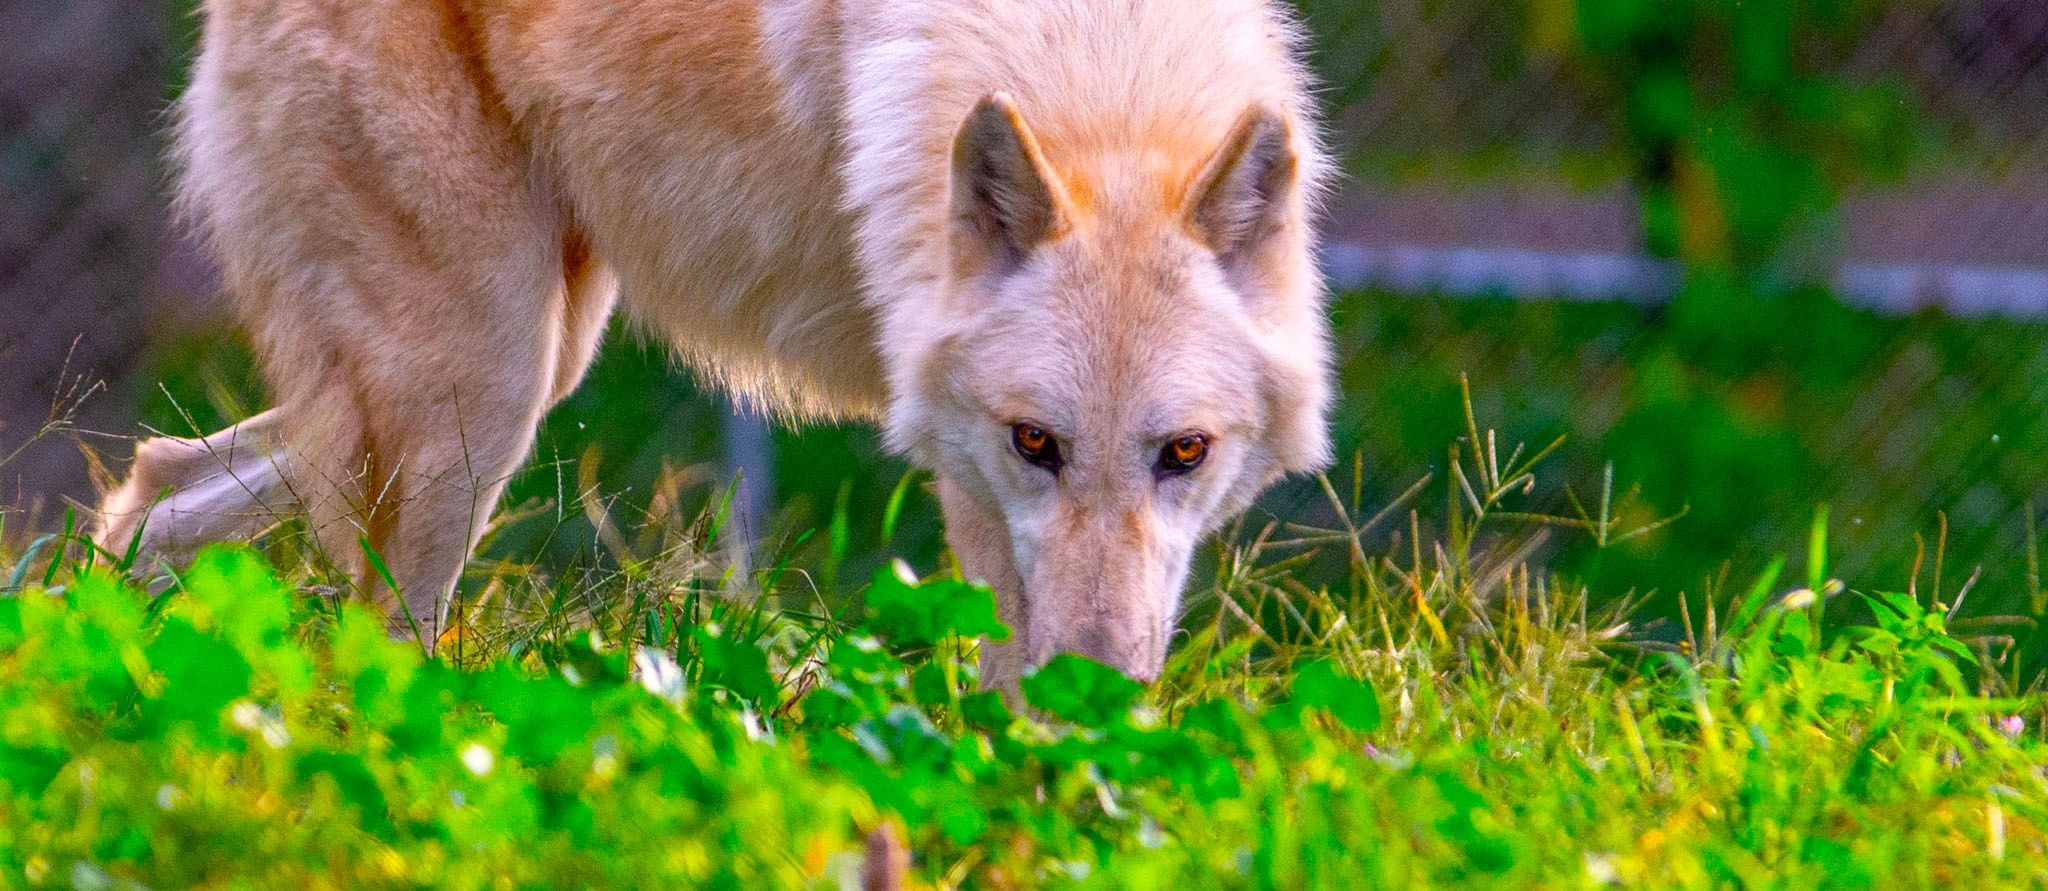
left=1011, top=422, right=1063, bottom=473
left=1157, top=433, right=1209, bottom=476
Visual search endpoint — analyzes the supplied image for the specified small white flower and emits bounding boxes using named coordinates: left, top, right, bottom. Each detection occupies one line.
left=1138, top=815, right=1167, bottom=849
left=156, top=784, right=181, bottom=811
left=1584, top=852, right=1621, bottom=886
left=634, top=646, right=686, bottom=704
left=739, top=705, right=773, bottom=743
left=230, top=700, right=290, bottom=749
left=69, top=862, right=113, bottom=891
left=592, top=735, right=620, bottom=779
left=460, top=743, right=495, bottom=777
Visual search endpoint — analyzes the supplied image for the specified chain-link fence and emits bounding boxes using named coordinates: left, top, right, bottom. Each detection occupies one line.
left=5, top=1, right=2047, bottom=513
left=1, top=0, right=205, bottom=514
left=1311, top=0, right=2048, bottom=306
left=1310, top=0, right=2046, bottom=169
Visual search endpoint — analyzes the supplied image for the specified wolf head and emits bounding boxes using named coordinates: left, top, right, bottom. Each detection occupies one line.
left=890, top=94, right=1330, bottom=686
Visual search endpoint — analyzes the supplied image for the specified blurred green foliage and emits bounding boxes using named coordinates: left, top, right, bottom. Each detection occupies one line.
left=3, top=508, right=2042, bottom=886
left=1554, top=0, right=1915, bottom=272
left=1294, top=0, right=1917, bottom=286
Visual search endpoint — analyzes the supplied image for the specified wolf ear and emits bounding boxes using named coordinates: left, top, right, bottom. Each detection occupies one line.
left=1186, top=106, right=1299, bottom=263
left=950, top=94, right=1070, bottom=274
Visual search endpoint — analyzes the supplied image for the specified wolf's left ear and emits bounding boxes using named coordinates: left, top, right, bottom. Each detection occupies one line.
left=1186, top=106, right=1299, bottom=266
left=951, top=94, right=1071, bottom=276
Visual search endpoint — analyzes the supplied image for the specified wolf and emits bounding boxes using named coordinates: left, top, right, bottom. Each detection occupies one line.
left=94, top=0, right=1334, bottom=685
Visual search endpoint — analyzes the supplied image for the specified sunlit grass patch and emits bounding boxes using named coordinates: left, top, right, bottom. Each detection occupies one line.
left=2, top=399, right=2045, bottom=888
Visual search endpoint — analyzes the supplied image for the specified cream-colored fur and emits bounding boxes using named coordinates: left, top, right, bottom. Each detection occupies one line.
left=96, top=0, right=1333, bottom=681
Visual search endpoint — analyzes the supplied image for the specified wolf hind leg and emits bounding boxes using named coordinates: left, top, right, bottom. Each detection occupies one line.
left=93, top=409, right=292, bottom=569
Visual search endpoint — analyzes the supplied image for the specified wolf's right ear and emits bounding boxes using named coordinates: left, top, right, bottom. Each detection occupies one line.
left=950, top=94, right=1070, bottom=275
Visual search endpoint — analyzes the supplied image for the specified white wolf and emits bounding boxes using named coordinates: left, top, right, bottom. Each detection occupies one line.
left=95, top=0, right=1334, bottom=685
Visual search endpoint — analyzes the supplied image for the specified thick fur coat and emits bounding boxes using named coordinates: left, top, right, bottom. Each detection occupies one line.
left=98, top=0, right=1333, bottom=684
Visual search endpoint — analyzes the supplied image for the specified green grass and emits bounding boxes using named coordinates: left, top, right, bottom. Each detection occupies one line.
left=5, top=389, right=2047, bottom=887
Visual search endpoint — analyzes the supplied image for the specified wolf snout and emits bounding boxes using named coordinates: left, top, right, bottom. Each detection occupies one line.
left=1044, top=621, right=1167, bottom=682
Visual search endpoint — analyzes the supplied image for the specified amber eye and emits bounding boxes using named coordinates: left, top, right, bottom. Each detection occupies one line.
left=1011, top=422, right=1063, bottom=473
left=1157, top=433, right=1210, bottom=476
